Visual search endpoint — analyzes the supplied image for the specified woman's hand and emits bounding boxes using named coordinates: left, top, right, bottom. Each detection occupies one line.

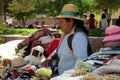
left=41, top=59, right=52, bottom=67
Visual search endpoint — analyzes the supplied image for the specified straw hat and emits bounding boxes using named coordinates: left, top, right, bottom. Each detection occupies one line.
left=11, top=57, right=28, bottom=69
left=56, top=4, right=80, bottom=20
left=103, top=25, right=120, bottom=47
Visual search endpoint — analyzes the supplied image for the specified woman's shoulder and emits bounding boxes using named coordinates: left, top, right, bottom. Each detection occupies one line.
left=74, top=32, right=87, bottom=40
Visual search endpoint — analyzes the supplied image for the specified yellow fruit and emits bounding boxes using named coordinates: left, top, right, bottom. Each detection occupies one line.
left=35, top=67, right=52, bottom=78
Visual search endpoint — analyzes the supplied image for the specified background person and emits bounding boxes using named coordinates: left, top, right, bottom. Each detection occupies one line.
left=88, top=13, right=97, bottom=29
left=115, top=16, right=120, bottom=26
left=100, top=13, right=108, bottom=29
left=103, top=8, right=111, bottom=26
left=83, top=13, right=89, bottom=29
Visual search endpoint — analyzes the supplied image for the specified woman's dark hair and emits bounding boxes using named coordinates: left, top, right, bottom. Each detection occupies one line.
left=103, top=8, right=108, bottom=12
left=115, top=16, right=120, bottom=26
left=64, top=18, right=92, bottom=54
left=83, top=15, right=87, bottom=18
left=89, top=14, right=95, bottom=18
left=65, top=18, right=89, bottom=36
left=74, top=19, right=89, bottom=36
left=101, top=13, right=106, bottom=19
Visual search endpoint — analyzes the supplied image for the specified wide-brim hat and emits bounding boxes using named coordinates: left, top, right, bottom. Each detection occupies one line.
left=55, top=4, right=81, bottom=20
left=103, top=25, right=120, bottom=47
left=11, top=57, right=28, bottom=69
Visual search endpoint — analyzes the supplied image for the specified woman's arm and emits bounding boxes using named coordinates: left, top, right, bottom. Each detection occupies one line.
left=41, top=52, right=59, bottom=67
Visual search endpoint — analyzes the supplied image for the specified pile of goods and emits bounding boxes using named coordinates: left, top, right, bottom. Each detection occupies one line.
left=81, top=74, right=120, bottom=80
left=0, top=57, right=52, bottom=80
left=80, top=55, right=120, bottom=80
left=31, top=67, right=52, bottom=80
left=103, top=25, right=120, bottom=48
left=70, top=60, right=94, bottom=77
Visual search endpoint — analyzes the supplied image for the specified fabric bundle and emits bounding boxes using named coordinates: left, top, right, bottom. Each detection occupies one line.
left=103, top=25, right=120, bottom=48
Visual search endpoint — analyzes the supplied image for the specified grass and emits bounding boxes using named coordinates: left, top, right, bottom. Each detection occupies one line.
left=1, top=28, right=105, bottom=37
left=89, top=29, right=105, bottom=37
left=2, top=28, right=38, bottom=36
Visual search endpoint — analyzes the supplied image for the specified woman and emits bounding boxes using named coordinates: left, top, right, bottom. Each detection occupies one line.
left=100, top=13, right=108, bottom=29
left=88, top=13, right=97, bottom=29
left=83, top=13, right=89, bottom=29
left=41, top=4, right=89, bottom=75
left=103, top=8, right=111, bottom=26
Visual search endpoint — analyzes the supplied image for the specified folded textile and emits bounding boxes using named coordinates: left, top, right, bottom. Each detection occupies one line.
left=92, top=58, right=120, bottom=74
left=99, top=47, right=120, bottom=52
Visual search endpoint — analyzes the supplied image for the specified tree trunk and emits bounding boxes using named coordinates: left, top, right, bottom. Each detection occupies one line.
left=0, top=0, right=4, bottom=23
left=21, top=17, right=26, bottom=27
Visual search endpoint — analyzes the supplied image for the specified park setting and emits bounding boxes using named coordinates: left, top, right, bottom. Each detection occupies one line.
left=0, top=0, right=120, bottom=80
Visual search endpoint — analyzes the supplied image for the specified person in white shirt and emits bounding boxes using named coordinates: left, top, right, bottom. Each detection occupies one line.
left=100, top=13, right=108, bottom=29
left=103, top=8, right=111, bottom=26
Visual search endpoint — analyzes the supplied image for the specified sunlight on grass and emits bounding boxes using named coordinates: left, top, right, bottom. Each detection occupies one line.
left=2, top=28, right=37, bottom=36
left=2, top=27, right=105, bottom=37
left=95, top=14, right=101, bottom=28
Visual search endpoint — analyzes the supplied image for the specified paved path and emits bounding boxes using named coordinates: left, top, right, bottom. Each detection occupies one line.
left=0, top=40, right=23, bottom=59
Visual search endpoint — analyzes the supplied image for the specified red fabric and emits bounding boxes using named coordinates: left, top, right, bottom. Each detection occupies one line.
left=24, top=66, right=35, bottom=76
left=17, top=28, right=50, bottom=49
left=11, top=70, right=19, bottom=78
left=103, top=55, right=120, bottom=64
left=45, top=38, right=60, bottom=56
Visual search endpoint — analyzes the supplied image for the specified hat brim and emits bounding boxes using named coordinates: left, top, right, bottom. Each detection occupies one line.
left=12, top=63, right=28, bottom=69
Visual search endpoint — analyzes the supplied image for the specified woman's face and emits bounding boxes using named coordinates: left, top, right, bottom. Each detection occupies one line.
left=58, top=18, right=74, bottom=34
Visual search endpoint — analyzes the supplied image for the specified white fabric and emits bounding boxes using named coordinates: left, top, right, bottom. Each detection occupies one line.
left=39, top=35, right=55, bottom=44
left=31, top=46, right=44, bottom=57
left=50, top=69, right=83, bottom=80
left=24, top=45, right=46, bottom=65
left=100, top=19, right=108, bottom=29
left=24, top=55, right=46, bottom=65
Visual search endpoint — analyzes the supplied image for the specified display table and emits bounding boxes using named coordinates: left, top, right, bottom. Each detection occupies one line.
left=50, top=69, right=83, bottom=80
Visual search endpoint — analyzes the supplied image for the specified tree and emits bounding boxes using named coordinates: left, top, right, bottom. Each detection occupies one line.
left=6, top=0, right=120, bottom=27
left=34, top=0, right=69, bottom=17
left=7, top=0, right=36, bottom=27
left=94, top=0, right=120, bottom=13
left=34, top=0, right=97, bottom=17
left=68, top=0, right=96, bottom=16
